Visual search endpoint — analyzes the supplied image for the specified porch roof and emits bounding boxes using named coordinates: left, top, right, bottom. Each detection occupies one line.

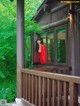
left=32, top=0, right=54, bottom=21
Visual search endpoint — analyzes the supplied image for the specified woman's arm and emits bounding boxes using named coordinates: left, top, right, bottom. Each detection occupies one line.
left=38, top=44, right=41, bottom=53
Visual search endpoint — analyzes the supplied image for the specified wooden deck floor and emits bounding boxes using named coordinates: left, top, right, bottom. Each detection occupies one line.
left=7, top=96, right=80, bottom=106
left=7, top=103, right=16, bottom=106
left=7, top=98, right=35, bottom=106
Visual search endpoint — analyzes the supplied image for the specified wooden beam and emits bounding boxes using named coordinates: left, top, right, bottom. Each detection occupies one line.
left=17, top=0, right=25, bottom=97
left=51, top=4, right=68, bottom=13
left=42, top=18, right=69, bottom=30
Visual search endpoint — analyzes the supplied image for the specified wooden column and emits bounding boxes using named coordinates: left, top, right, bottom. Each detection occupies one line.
left=17, top=0, right=25, bottom=97
left=76, top=9, right=80, bottom=76
left=69, top=4, right=77, bottom=75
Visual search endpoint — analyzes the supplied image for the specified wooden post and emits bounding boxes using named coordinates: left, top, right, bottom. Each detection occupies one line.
left=17, top=0, right=25, bottom=97
left=76, top=9, right=80, bottom=76
left=69, top=5, right=80, bottom=76
left=69, top=4, right=77, bottom=75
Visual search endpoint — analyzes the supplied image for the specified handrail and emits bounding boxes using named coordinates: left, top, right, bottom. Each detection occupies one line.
left=21, top=68, right=80, bottom=84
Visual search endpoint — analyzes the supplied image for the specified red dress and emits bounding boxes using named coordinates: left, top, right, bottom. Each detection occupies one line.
left=39, top=44, right=46, bottom=64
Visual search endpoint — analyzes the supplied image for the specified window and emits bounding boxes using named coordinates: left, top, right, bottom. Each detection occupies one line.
left=41, top=27, right=67, bottom=64
left=33, top=25, right=67, bottom=65
left=47, top=32, right=54, bottom=63
left=57, top=28, right=66, bottom=63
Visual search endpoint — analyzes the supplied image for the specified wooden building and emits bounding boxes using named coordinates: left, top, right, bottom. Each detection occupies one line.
left=32, top=0, right=80, bottom=76
left=16, top=0, right=80, bottom=105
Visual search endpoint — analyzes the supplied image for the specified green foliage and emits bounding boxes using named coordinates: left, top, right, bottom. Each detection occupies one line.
left=25, top=19, right=43, bottom=68
left=25, top=19, right=43, bottom=35
left=0, top=71, right=6, bottom=79
left=0, top=80, right=16, bottom=102
left=25, top=0, right=43, bottom=19
left=0, top=0, right=43, bottom=102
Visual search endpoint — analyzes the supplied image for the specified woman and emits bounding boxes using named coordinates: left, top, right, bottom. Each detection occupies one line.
left=36, top=38, right=46, bottom=64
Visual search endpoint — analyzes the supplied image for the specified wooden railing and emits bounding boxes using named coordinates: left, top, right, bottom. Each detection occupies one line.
left=21, top=68, right=80, bottom=106
left=32, top=66, right=72, bottom=75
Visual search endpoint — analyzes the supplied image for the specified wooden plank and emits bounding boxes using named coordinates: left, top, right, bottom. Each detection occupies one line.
left=63, top=82, right=68, bottom=106
left=29, top=74, right=31, bottom=102
left=26, top=74, right=28, bottom=100
left=21, top=73, right=23, bottom=97
left=69, top=82, right=78, bottom=106
left=30, top=75, right=32, bottom=103
left=21, top=69, right=80, bottom=84
left=22, top=73, right=26, bottom=99
left=43, top=78, right=46, bottom=106
left=35, top=76, right=38, bottom=106
left=74, top=84, right=78, bottom=106
left=27, top=74, right=29, bottom=101
left=23, top=74, right=26, bottom=99
left=32, top=75, right=35, bottom=104
left=69, top=82, right=74, bottom=106
left=52, top=80, right=57, bottom=106
left=39, top=77, right=42, bottom=106
left=32, top=66, right=58, bottom=72
left=57, top=81, right=62, bottom=106
left=47, top=79, right=51, bottom=106
left=51, top=4, right=68, bottom=13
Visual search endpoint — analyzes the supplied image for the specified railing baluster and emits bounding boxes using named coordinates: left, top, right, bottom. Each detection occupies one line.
left=70, top=82, right=78, bottom=106
left=70, top=82, right=74, bottom=106
left=47, top=78, right=51, bottom=106
left=64, top=82, right=68, bottom=106
left=32, top=75, right=35, bottom=104
left=35, top=76, right=38, bottom=106
left=39, top=77, right=42, bottom=106
left=52, top=80, right=57, bottom=106
left=29, top=74, right=31, bottom=102
left=26, top=74, right=28, bottom=100
left=74, top=84, right=78, bottom=106
left=43, top=77, right=46, bottom=106
left=22, top=73, right=26, bottom=99
left=58, top=81, right=62, bottom=106
left=30, top=75, right=32, bottom=103
left=27, top=74, right=29, bottom=101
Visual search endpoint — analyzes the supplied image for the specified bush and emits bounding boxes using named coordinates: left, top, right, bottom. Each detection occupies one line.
left=0, top=79, right=16, bottom=102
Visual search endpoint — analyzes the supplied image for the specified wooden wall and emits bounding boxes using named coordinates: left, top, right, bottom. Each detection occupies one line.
left=38, top=2, right=69, bottom=26
left=51, top=6, right=68, bottom=23
left=32, top=1, right=80, bottom=76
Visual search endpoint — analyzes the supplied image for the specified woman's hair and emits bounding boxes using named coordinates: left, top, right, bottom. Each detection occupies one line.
left=37, top=37, right=43, bottom=44
left=36, top=37, right=43, bottom=52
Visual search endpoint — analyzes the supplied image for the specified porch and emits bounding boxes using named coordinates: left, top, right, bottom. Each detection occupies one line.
left=16, top=0, right=80, bottom=106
